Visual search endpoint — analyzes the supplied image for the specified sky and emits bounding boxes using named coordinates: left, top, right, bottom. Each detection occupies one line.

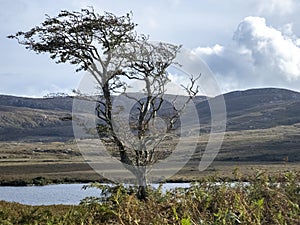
left=1, top=0, right=300, bottom=97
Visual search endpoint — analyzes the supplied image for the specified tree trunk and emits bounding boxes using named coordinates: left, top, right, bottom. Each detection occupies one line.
left=136, top=167, right=147, bottom=200
left=137, top=185, right=147, bottom=200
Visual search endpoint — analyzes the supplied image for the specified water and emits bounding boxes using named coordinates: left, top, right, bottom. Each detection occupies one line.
left=0, top=184, right=99, bottom=205
left=0, top=183, right=190, bottom=205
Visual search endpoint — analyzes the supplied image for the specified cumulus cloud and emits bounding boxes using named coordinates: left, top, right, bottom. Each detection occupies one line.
left=193, top=16, right=300, bottom=93
left=234, top=16, right=300, bottom=80
left=192, top=44, right=224, bottom=56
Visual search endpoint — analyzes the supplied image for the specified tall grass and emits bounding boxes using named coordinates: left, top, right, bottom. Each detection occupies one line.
left=1, top=171, right=299, bottom=224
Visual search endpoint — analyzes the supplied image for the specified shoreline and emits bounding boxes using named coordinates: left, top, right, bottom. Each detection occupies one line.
left=1, top=161, right=299, bottom=187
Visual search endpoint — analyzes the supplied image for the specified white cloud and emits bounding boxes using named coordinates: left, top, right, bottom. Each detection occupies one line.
left=193, top=16, right=300, bottom=93
left=167, top=72, right=192, bottom=96
left=234, top=16, right=300, bottom=80
left=280, top=23, right=294, bottom=36
left=192, top=44, right=224, bottom=56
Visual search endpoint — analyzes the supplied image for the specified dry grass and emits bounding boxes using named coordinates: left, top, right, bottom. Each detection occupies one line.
left=1, top=123, right=300, bottom=184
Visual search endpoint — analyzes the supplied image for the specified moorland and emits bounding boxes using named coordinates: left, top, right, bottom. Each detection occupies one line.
left=1, top=88, right=300, bottom=185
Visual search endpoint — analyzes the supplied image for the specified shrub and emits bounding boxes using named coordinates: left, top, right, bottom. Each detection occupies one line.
left=0, top=171, right=299, bottom=224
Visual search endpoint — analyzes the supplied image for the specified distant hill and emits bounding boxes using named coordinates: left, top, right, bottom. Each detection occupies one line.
left=197, top=88, right=300, bottom=132
left=1, top=88, right=300, bottom=142
left=224, top=88, right=300, bottom=130
left=0, top=95, right=73, bottom=141
left=0, top=95, right=73, bottom=111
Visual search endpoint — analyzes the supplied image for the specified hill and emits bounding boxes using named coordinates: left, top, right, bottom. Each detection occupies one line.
left=1, top=88, right=300, bottom=139
left=196, top=88, right=300, bottom=132
left=0, top=88, right=300, bottom=162
left=0, top=95, right=73, bottom=141
left=223, top=88, right=300, bottom=130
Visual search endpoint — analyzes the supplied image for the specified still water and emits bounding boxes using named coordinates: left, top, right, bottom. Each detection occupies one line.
left=0, top=183, right=190, bottom=205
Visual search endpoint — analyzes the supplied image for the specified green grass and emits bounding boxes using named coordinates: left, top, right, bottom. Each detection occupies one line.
left=1, top=171, right=299, bottom=225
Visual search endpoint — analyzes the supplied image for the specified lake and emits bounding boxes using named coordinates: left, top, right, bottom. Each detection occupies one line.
left=0, top=183, right=190, bottom=205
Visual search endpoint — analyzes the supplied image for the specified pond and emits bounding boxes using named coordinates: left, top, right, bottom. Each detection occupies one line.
left=0, top=183, right=190, bottom=205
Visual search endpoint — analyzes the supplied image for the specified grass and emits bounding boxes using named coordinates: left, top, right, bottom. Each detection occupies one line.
left=1, top=125, right=300, bottom=185
left=0, top=171, right=299, bottom=224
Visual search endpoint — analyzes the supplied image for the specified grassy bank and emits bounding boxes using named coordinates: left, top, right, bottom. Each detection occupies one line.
left=1, top=131, right=300, bottom=186
left=1, top=171, right=299, bottom=225
left=1, top=161, right=299, bottom=186
left=0, top=176, right=101, bottom=186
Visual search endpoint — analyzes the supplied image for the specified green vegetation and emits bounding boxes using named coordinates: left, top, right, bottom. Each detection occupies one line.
left=1, top=171, right=299, bottom=224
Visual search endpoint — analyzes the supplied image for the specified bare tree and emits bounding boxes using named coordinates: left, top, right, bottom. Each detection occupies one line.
left=8, top=8, right=199, bottom=200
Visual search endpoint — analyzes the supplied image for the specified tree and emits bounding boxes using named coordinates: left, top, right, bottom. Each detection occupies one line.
left=8, top=7, right=198, bottom=200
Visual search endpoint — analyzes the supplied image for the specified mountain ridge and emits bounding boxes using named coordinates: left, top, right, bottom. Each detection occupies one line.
left=1, top=87, right=300, bottom=141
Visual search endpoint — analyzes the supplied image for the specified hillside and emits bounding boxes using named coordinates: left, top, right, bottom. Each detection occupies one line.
left=223, top=88, right=300, bottom=130
left=0, top=88, right=300, bottom=162
left=197, top=88, right=300, bottom=132
left=0, top=95, right=73, bottom=141
left=1, top=88, right=300, bottom=139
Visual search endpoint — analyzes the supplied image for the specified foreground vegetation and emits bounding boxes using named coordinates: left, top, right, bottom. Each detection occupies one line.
left=0, top=171, right=299, bottom=225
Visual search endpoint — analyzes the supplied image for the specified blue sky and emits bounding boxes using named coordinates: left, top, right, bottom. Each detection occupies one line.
left=1, top=0, right=300, bottom=97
